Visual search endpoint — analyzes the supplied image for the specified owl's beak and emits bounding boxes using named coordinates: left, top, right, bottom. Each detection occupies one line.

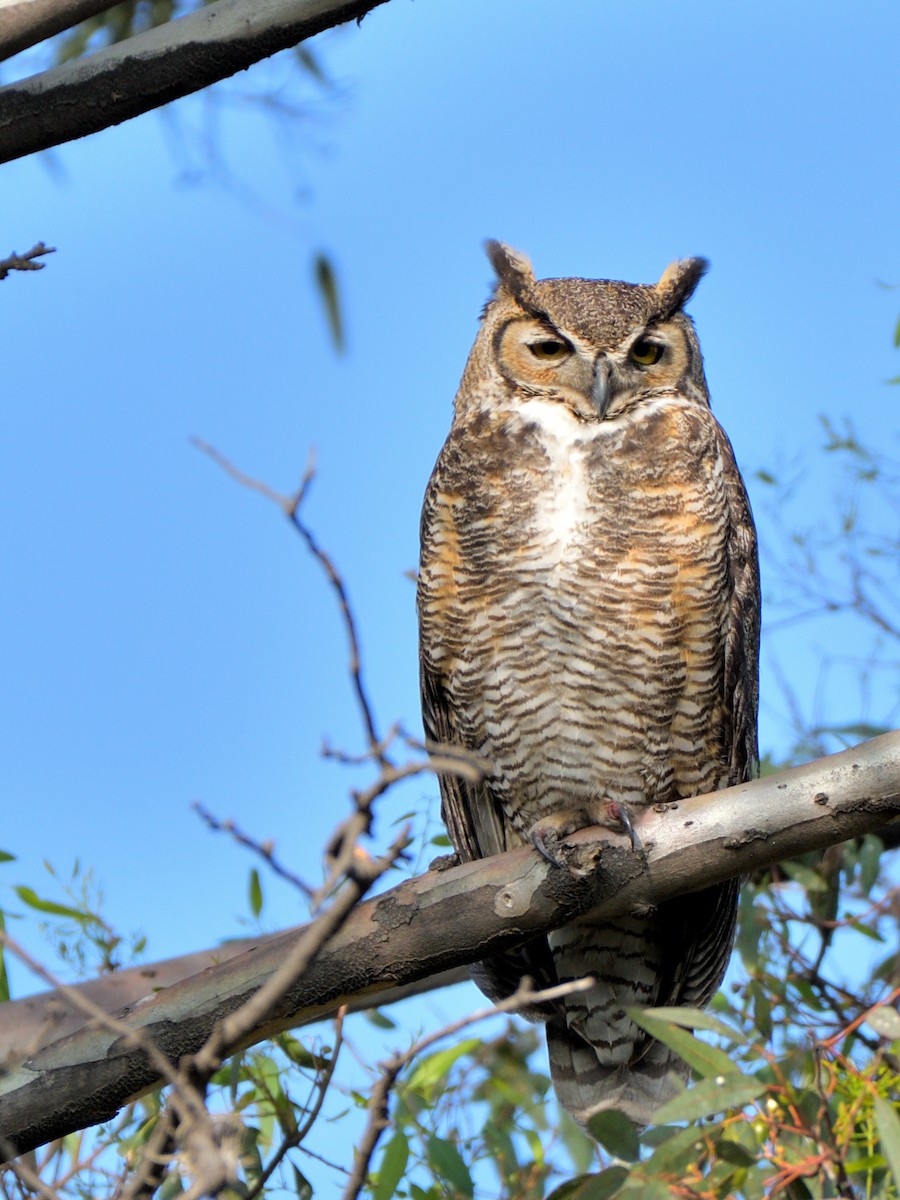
left=591, top=356, right=611, bottom=418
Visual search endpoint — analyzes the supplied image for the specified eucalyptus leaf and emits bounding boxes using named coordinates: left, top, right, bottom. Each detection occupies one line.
left=874, top=1095, right=900, bottom=1181
left=407, top=1038, right=480, bottom=1096
left=426, top=1135, right=474, bottom=1197
left=628, top=1010, right=739, bottom=1078
left=371, top=1132, right=409, bottom=1200
left=14, top=885, right=89, bottom=921
left=651, top=1074, right=767, bottom=1124
left=586, top=1109, right=640, bottom=1161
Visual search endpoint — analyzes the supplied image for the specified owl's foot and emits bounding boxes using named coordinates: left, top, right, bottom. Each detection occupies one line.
left=529, top=800, right=639, bottom=868
left=429, top=852, right=461, bottom=872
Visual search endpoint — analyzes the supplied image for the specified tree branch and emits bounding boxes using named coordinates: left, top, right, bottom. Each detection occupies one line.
left=0, top=0, right=389, bottom=166
left=0, top=243, right=55, bottom=279
left=1, top=730, right=898, bottom=1159
left=0, top=0, right=120, bottom=62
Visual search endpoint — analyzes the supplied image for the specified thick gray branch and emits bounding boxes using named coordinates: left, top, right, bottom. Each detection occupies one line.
left=0, top=0, right=389, bottom=166
left=0, top=0, right=120, bottom=62
left=1, top=731, right=898, bottom=1159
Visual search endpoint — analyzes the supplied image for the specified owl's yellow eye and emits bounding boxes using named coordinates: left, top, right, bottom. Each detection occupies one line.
left=630, top=339, right=664, bottom=367
left=528, top=338, right=570, bottom=362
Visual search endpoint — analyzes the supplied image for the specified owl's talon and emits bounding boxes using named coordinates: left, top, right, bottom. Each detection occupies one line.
left=608, top=801, right=641, bottom=852
left=531, top=828, right=565, bottom=868
left=429, top=852, right=461, bottom=872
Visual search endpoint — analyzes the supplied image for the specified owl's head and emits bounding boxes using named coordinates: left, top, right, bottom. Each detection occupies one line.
left=458, top=241, right=710, bottom=422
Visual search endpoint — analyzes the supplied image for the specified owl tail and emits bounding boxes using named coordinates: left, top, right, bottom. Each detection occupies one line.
left=546, top=1016, right=688, bottom=1128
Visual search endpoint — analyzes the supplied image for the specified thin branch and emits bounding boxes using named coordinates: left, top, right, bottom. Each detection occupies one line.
left=343, top=976, right=596, bottom=1200
left=243, top=1009, right=346, bottom=1200
left=193, top=801, right=315, bottom=898
left=193, top=438, right=385, bottom=764
left=286, top=490, right=385, bottom=765
left=0, top=244, right=55, bottom=280
left=190, top=827, right=409, bottom=1081
left=120, top=825, right=409, bottom=1199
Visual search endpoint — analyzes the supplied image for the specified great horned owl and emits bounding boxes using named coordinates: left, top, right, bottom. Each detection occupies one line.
left=417, top=242, right=760, bottom=1126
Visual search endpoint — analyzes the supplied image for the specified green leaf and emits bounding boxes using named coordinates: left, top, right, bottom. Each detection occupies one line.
left=783, top=1180, right=812, bottom=1198
left=780, top=862, right=827, bottom=893
left=580, top=1167, right=631, bottom=1198
left=295, top=45, right=330, bottom=87
left=874, top=1095, right=900, bottom=1181
left=642, top=1125, right=708, bottom=1173
left=545, top=1168, right=629, bottom=1199
left=586, top=1110, right=640, bottom=1161
left=715, top=1138, right=757, bottom=1166
left=0, top=850, right=16, bottom=863
left=407, top=1039, right=480, bottom=1096
left=313, top=252, right=344, bottom=352
left=482, top=1121, right=518, bottom=1178
left=248, top=868, right=263, bottom=918
left=291, top=1164, right=313, bottom=1199
left=364, top=1008, right=397, bottom=1030
left=651, top=1074, right=767, bottom=1124
left=750, top=984, right=772, bottom=1039
left=844, top=1154, right=888, bottom=1173
left=371, top=1132, right=409, bottom=1200
left=628, top=1010, right=740, bottom=1078
left=617, top=1181, right=673, bottom=1199
left=640, top=1006, right=748, bottom=1045
left=13, top=885, right=88, bottom=920
left=158, top=1172, right=185, bottom=1200
left=736, top=895, right=768, bottom=968
left=846, top=918, right=883, bottom=942
left=426, top=1136, right=473, bottom=1197
left=0, top=912, right=9, bottom=1003
left=857, top=834, right=884, bottom=895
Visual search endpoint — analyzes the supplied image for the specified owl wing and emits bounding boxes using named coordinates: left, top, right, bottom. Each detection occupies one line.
left=420, top=662, right=508, bottom=863
left=653, top=421, right=760, bottom=1014
left=421, top=658, right=561, bottom=1002
left=418, top=457, right=560, bottom=1001
left=417, top=440, right=513, bottom=865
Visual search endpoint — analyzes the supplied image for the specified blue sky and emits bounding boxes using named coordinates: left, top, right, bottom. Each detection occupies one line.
left=1, top=0, right=899, bottom=1182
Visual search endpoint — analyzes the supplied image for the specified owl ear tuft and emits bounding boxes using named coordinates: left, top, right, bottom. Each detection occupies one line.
left=654, top=257, right=709, bottom=316
left=485, top=240, right=535, bottom=298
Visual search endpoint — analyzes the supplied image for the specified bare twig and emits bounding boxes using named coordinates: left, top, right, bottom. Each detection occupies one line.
left=117, top=804, right=410, bottom=1197
left=192, top=826, right=409, bottom=1083
left=193, top=801, right=315, bottom=898
left=0, top=243, right=55, bottom=279
left=243, top=1009, right=346, bottom=1200
left=193, top=438, right=385, bottom=764
left=343, top=977, right=596, bottom=1200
